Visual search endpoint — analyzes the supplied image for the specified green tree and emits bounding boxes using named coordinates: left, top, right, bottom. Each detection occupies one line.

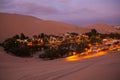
left=39, top=48, right=59, bottom=60
left=91, top=29, right=97, bottom=36
left=3, top=38, right=16, bottom=51
left=20, top=33, right=26, bottom=40
left=13, top=34, right=20, bottom=39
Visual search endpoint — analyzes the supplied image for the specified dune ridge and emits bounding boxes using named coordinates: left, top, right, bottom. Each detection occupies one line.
left=0, top=13, right=89, bottom=42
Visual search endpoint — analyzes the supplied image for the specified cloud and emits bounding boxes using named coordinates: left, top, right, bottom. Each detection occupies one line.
left=57, top=0, right=70, bottom=3
left=0, top=0, right=120, bottom=25
left=0, top=0, right=60, bottom=15
left=22, top=3, right=60, bottom=15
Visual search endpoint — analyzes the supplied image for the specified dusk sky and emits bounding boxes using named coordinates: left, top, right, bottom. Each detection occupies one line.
left=0, top=0, right=120, bottom=25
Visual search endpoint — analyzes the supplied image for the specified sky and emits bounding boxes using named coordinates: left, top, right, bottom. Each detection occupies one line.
left=0, top=0, right=120, bottom=25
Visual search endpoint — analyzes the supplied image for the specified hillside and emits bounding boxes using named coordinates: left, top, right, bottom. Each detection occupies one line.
left=85, top=23, right=120, bottom=34
left=0, top=13, right=119, bottom=42
left=0, top=13, right=89, bottom=42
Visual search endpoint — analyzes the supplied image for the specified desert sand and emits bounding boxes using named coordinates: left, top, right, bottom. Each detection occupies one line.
left=0, top=13, right=90, bottom=42
left=1, top=13, right=120, bottom=42
left=0, top=47, right=120, bottom=80
left=85, top=23, right=120, bottom=34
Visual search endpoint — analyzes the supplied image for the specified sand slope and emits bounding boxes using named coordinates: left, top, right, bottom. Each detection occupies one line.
left=86, top=23, right=120, bottom=34
left=0, top=13, right=89, bottom=42
left=0, top=47, right=120, bottom=80
left=0, top=13, right=119, bottom=42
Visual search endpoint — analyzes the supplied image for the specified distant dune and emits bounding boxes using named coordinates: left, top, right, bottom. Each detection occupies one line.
left=85, top=23, right=120, bottom=34
left=0, top=13, right=89, bottom=42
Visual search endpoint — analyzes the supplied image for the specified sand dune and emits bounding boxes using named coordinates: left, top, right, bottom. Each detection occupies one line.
left=85, top=23, right=120, bottom=34
left=0, top=47, right=120, bottom=80
left=0, top=13, right=119, bottom=43
left=0, top=13, right=89, bottom=42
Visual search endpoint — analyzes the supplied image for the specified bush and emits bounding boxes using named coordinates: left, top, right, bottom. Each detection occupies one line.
left=56, top=48, right=68, bottom=57
left=2, top=38, right=16, bottom=49
left=39, top=48, right=59, bottom=60
left=76, top=42, right=89, bottom=53
left=12, top=47, right=31, bottom=57
left=0, top=43, right=2, bottom=46
left=39, top=44, right=73, bottom=60
left=2, top=37, right=31, bottom=57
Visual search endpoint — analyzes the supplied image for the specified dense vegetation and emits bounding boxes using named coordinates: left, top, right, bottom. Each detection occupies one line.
left=1, top=29, right=120, bottom=59
left=1, top=34, right=30, bottom=57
